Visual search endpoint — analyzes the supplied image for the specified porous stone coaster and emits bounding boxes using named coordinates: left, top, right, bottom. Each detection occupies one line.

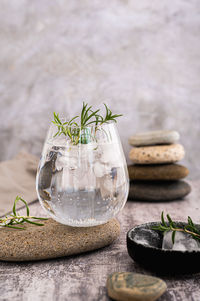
left=128, top=164, right=189, bottom=181
left=129, top=130, right=179, bottom=146
left=107, top=272, right=167, bottom=301
left=129, top=181, right=191, bottom=201
left=0, top=218, right=120, bottom=261
left=129, top=144, right=185, bottom=164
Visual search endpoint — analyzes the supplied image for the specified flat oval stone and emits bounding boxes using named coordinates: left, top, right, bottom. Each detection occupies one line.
left=0, top=218, right=120, bottom=261
left=129, top=144, right=185, bottom=164
left=129, top=130, right=180, bottom=146
left=128, top=164, right=189, bottom=180
left=107, top=272, right=167, bottom=301
left=129, top=181, right=191, bottom=201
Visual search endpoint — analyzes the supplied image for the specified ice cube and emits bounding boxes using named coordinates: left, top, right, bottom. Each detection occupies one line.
left=56, top=154, right=78, bottom=171
left=54, top=144, right=84, bottom=171
left=115, top=167, right=126, bottom=188
left=100, top=144, right=122, bottom=167
left=74, top=166, right=96, bottom=191
left=102, top=167, right=126, bottom=192
left=78, top=141, right=98, bottom=152
left=134, top=229, right=161, bottom=248
left=77, top=142, right=97, bottom=164
left=99, top=167, right=121, bottom=199
left=53, top=142, right=98, bottom=191
left=162, top=231, right=200, bottom=251
left=48, top=136, right=69, bottom=147
left=100, top=173, right=114, bottom=199
left=57, top=162, right=96, bottom=192
left=93, top=161, right=111, bottom=178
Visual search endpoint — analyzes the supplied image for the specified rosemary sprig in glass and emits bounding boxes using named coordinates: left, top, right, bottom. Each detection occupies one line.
left=52, top=102, right=122, bottom=145
left=152, top=212, right=200, bottom=244
left=0, top=196, right=48, bottom=230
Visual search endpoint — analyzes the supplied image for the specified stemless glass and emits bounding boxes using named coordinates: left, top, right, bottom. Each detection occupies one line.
left=36, top=121, right=129, bottom=227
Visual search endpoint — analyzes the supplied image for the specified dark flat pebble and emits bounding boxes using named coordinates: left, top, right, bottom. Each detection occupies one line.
left=128, top=180, right=191, bottom=201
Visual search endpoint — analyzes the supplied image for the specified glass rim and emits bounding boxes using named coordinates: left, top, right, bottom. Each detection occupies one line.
left=51, top=119, right=117, bottom=130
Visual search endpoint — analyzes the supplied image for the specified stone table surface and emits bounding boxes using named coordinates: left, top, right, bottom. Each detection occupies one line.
left=0, top=180, right=200, bottom=301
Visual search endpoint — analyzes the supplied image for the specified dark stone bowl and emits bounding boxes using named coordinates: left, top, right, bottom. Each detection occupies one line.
left=127, top=222, right=200, bottom=275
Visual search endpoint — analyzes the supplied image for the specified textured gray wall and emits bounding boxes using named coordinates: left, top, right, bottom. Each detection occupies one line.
left=0, top=0, right=200, bottom=179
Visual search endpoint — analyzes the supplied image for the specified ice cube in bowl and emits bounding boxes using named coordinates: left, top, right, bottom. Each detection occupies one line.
left=162, top=231, right=200, bottom=251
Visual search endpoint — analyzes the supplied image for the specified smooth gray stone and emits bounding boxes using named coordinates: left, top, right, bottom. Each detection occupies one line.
left=129, top=180, right=191, bottom=201
left=107, top=272, right=167, bottom=301
left=129, top=130, right=180, bottom=146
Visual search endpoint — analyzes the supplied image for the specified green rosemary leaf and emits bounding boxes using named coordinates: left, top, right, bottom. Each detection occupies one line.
left=188, top=216, right=194, bottom=227
left=0, top=196, right=48, bottom=230
left=104, top=103, right=109, bottom=116
left=84, top=109, right=100, bottom=126
left=102, top=103, right=122, bottom=124
left=152, top=225, right=168, bottom=231
left=160, top=225, right=169, bottom=231
left=23, top=218, right=45, bottom=226
left=4, top=224, right=25, bottom=230
left=53, top=112, right=62, bottom=125
left=161, top=211, right=167, bottom=227
left=13, top=196, right=29, bottom=217
left=84, top=120, right=100, bottom=126
left=185, top=224, right=200, bottom=236
left=66, top=127, right=73, bottom=139
left=53, top=131, right=60, bottom=138
left=151, top=226, right=160, bottom=231
left=13, top=219, right=24, bottom=225
left=82, top=105, right=92, bottom=126
left=69, top=116, right=79, bottom=124
left=172, top=231, right=176, bottom=244
left=31, top=217, right=49, bottom=220
left=166, top=214, right=175, bottom=228
left=95, top=114, right=103, bottom=124
left=109, top=114, right=123, bottom=119
left=81, top=102, right=86, bottom=125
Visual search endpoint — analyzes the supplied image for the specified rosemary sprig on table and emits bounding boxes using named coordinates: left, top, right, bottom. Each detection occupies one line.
left=152, top=212, right=200, bottom=244
left=0, top=196, right=48, bottom=230
left=52, top=102, right=122, bottom=144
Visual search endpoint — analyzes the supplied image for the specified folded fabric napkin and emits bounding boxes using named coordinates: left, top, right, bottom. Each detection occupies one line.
left=0, top=151, right=39, bottom=216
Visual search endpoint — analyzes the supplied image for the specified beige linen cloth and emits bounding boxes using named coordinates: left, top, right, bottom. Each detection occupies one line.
left=0, top=151, right=39, bottom=216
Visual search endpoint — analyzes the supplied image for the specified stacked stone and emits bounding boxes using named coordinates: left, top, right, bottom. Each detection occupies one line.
left=128, top=130, right=191, bottom=201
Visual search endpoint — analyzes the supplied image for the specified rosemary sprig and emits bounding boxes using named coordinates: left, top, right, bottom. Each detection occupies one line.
left=52, top=113, right=79, bottom=137
left=0, top=196, right=48, bottom=230
left=101, top=103, right=123, bottom=124
left=80, top=102, right=100, bottom=128
left=52, top=102, right=122, bottom=144
left=152, top=212, right=200, bottom=244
